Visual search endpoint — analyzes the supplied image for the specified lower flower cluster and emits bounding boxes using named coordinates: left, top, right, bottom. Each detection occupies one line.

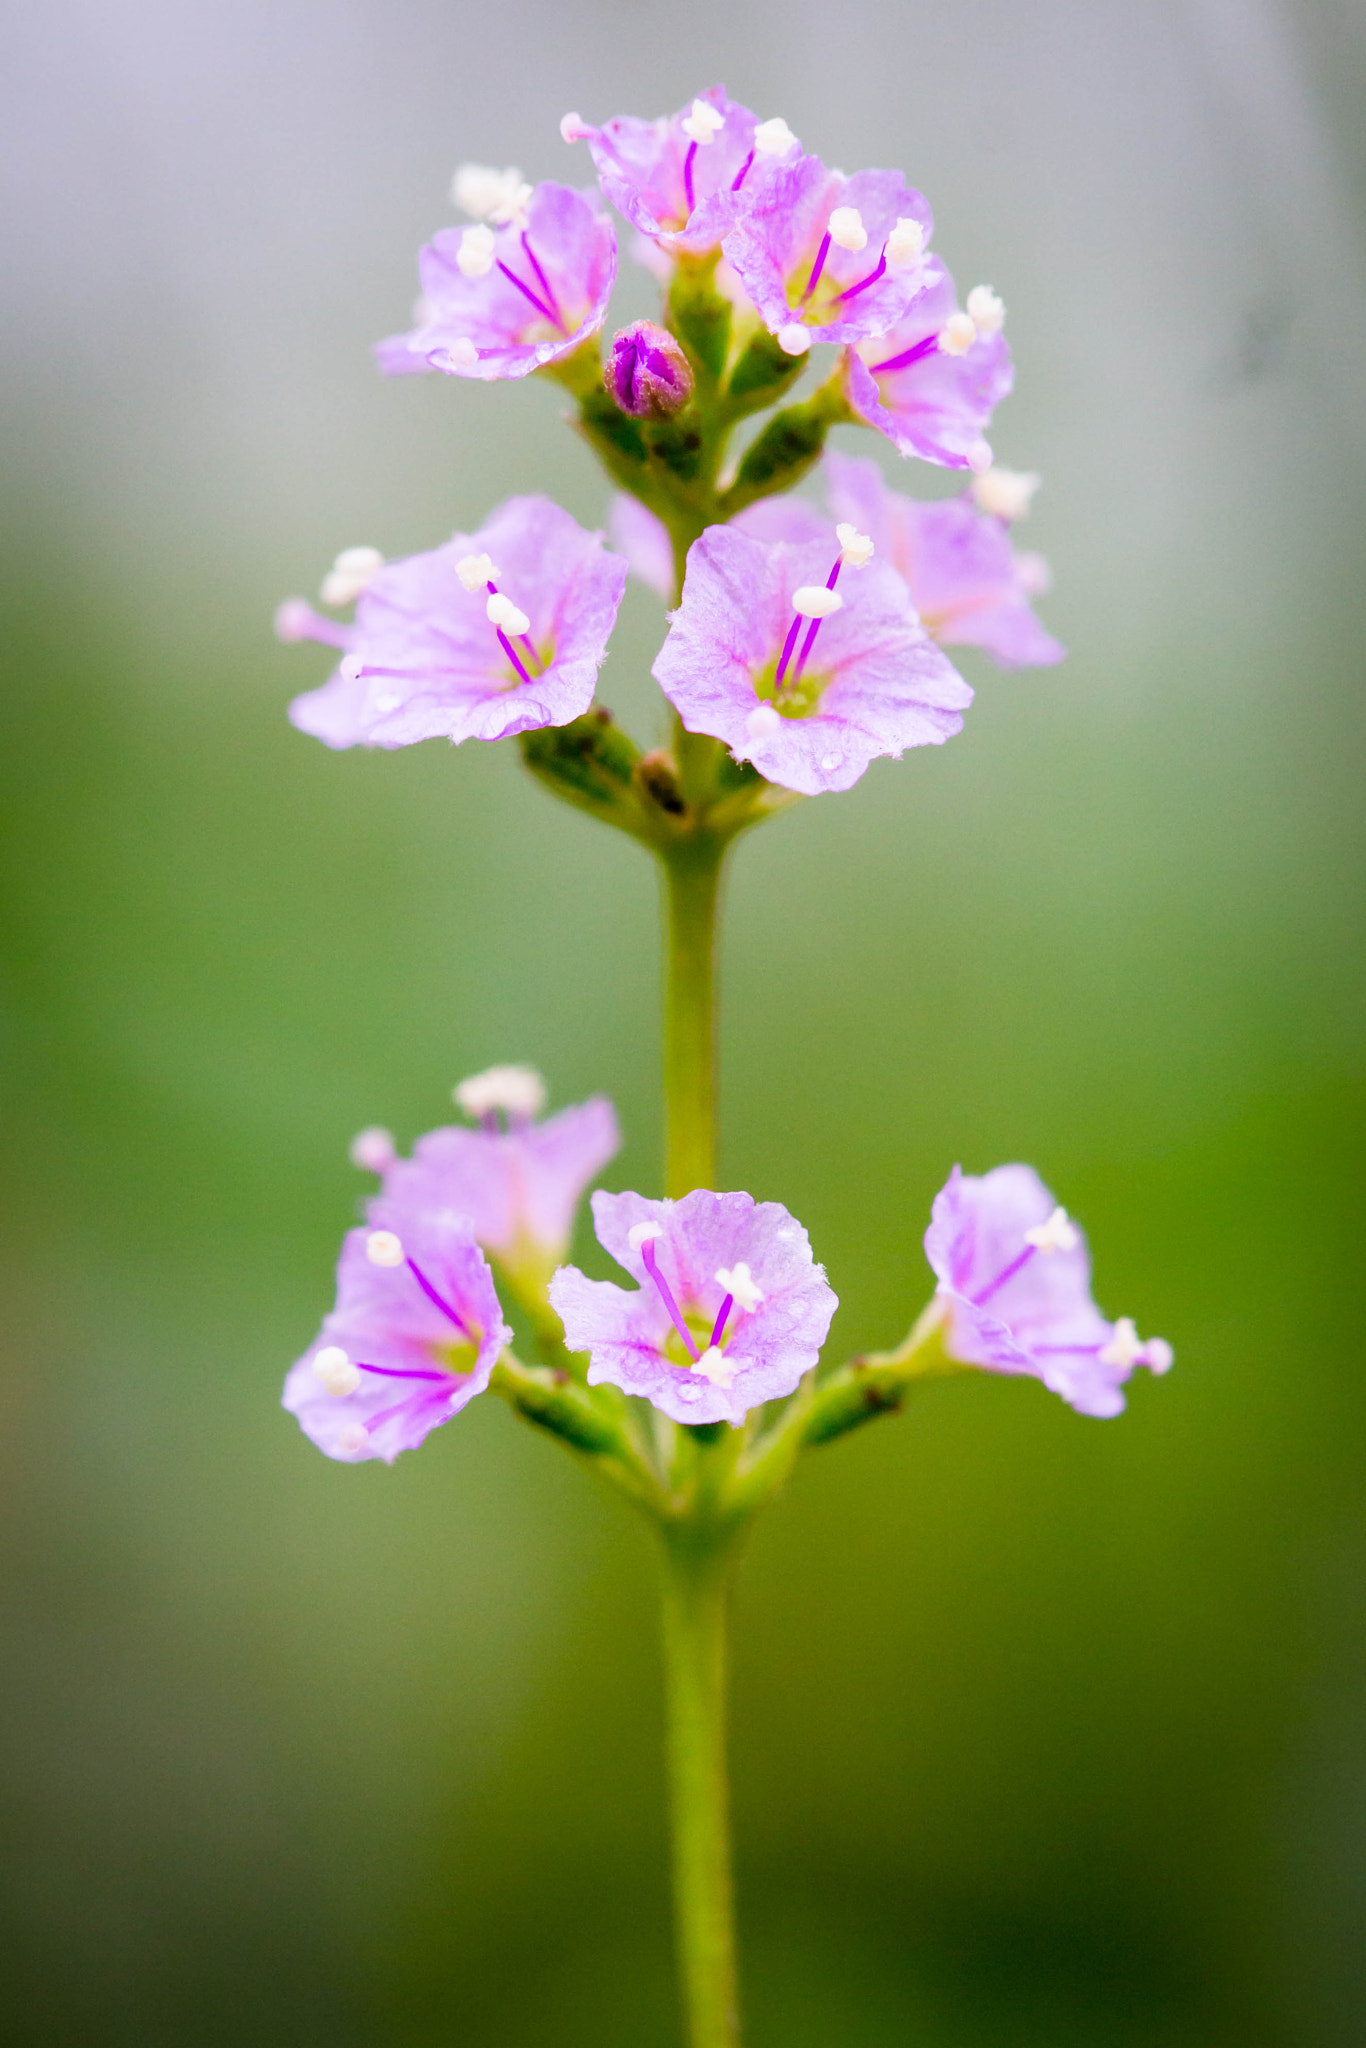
left=284, top=1066, right=1171, bottom=1466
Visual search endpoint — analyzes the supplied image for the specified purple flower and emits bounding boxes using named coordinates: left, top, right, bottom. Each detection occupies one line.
left=924, top=1165, right=1173, bottom=1419
left=283, top=1219, right=509, bottom=1464
left=368, top=1065, right=621, bottom=1294
left=549, top=1189, right=837, bottom=1426
left=722, top=155, right=935, bottom=356
left=842, top=264, right=1013, bottom=469
left=606, top=321, right=694, bottom=416
left=651, top=522, right=972, bottom=796
left=824, top=452, right=1064, bottom=669
left=283, top=496, right=627, bottom=750
left=376, top=183, right=616, bottom=382
left=561, top=89, right=800, bottom=256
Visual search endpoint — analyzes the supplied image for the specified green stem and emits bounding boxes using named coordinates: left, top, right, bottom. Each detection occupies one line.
left=659, top=1529, right=742, bottom=2048
left=662, top=831, right=726, bottom=1197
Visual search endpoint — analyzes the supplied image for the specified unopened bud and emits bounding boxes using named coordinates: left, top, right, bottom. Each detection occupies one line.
left=605, top=322, right=694, bottom=418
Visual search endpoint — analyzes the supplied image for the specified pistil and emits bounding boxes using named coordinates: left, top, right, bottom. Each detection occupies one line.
left=629, top=1222, right=702, bottom=1362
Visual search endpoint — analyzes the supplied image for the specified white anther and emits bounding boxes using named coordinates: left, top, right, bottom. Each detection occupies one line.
left=966, top=284, right=1006, bottom=335
left=885, top=217, right=925, bottom=268
left=627, top=1220, right=665, bottom=1251
left=1024, top=1206, right=1081, bottom=1255
left=1098, top=1317, right=1145, bottom=1371
left=776, top=322, right=811, bottom=356
left=456, top=552, right=499, bottom=592
left=454, top=1063, right=547, bottom=1120
left=445, top=337, right=480, bottom=373
left=338, top=653, right=365, bottom=682
left=827, top=206, right=867, bottom=253
left=682, top=98, right=725, bottom=146
left=486, top=591, right=531, bottom=636
left=1143, top=1336, right=1175, bottom=1375
left=753, top=116, right=798, bottom=157
left=693, top=1345, right=735, bottom=1390
left=971, top=466, right=1041, bottom=521
left=274, top=598, right=314, bottom=643
left=939, top=312, right=978, bottom=356
left=366, top=1230, right=405, bottom=1268
left=350, top=1126, right=396, bottom=1173
left=338, top=1423, right=371, bottom=1455
left=1014, top=550, right=1052, bottom=596
left=452, top=163, right=532, bottom=230
left=835, top=522, right=874, bottom=569
left=744, top=704, right=782, bottom=743
left=715, top=1262, right=764, bottom=1314
left=560, top=112, right=589, bottom=144
left=314, top=1346, right=361, bottom=1397
left=456, top=224, right=497, bottom=278
left=791, top=585, right=844, bottom=618
left=320, top=545, right=384, bottom=607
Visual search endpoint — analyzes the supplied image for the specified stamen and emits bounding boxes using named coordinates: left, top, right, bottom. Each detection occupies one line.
left=753, top=116, right=797, bottom=157
left=715, top=1262, right=765, bottom=1314
left=777, top=323, right=811, bottom=356
left=867, top=331, right=940, bottom=377
left=633, top=1232, right=701, bottom=1362
left=314, top=1346, right=361, bottom=1396
left=349, top=1126, right=396, bottom=1173
left=832, top=249, right=885, bottom=305
left=454, top=1064, right=547, bottom=1120
left=772, top=612, right=805, bottom=695
left=493, top=629, right=533, bottom=686
left=494, top=259, right=560, bottom=326
left=519, top=233, right=564, bottom=327
left=970, top=1242, right=1036, bottom=1307
left=802, top=231, right=833, bottom=301
left=827, top=206, right=867, bottom=252
left=683, top=143, right=698, bottom=214
left=457, top=553, right=501, bottom=592
left=320, top=546, right=384, bottom=607
left=1098, top=1318, right=1144, bottom=1371
left=405, top=1256, right=474, bottom=1338
left=681, top=98, right=725, bottom=145
left=790, top=557, right=848, bottom=688
left=355, top=1359, right=447, bottom=1384
left=708, top=1294, right=733, bottom=1348
left=966, top=284, right=1005, bottom=334
left=452, top=164, right=532, bottom=231
left=939, top=312, right=979, bottom=356
left=274, top=599, right=349, bottom=648
left=338, top=1423, right=371, bottom=1455
left=487, top=592, right=531, bottom=637
left=730, top=150, right=755, bottom=192
left=456, top=225, right=496, bottom=278
left=1023, top=1206, right=1080, bottom=1255
left=885, top=217, right=925, bottom=268
left=835, top=524, right=874, bottom=569
left=367, top=1230, right=405, bottom=1267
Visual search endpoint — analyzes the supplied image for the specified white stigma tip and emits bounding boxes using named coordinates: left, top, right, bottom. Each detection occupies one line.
left=939, top=312, right=978, bottom=356
left=715, top=1262, right=765, bottom=1314
left=456, top=223, right=496, bottom=278
left=560, top=112, right=588, bottom=144
left=971, top=466, right=1041, bottom=521
left=693, top=1345, right=735, bottom=1390
left=1098, top=1317, right=1145, bottom=1372
left=452, top=163, right=532, bottom=230
left=745, top=703, right=782, bottom=742
left=454, top=1063, right=547, bottom=1120
left=274, top=598, right=314, bottom=643
left=628, top=1221, right=665, bottom=1251
left=791, top=584, right=844, bottom=618
left=366, top=1230, right=404, bottom=1268
left=753, top=116, right=798, bottom=157
left=456, top=552, right=500, bottom=592
left=835, top=522, right=874, bottom=569
left=486, top=592, right=531, bottom=637
left=776, top=322, right=811, bottom=356
left=885, top=216, right=926, bottom=268
left=314, top=1346, right=361, bottom=1397
left=320, top=545, right=384, bottom=607
left=338, top=653, right=365, bottom=683
left=827, top=206, right=867, bottom=254
left=682, top=98, right=725, bottom=146
left=445, top=337, right=479, bottom=373
left=1024, top=1206, right=1081, bottom=1256
left=349, top=1126, right=396, bottom=1173
left=966, top=284, right=1006, bottom=334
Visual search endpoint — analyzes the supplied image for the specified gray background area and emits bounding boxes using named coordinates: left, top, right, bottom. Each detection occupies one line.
left=2, top=2, right=1364, bottom=2042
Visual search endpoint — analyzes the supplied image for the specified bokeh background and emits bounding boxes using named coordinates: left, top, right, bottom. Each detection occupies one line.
left=3, top=1, right=1365, bottom=2041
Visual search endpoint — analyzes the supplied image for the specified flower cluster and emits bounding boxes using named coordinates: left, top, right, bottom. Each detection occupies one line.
left=277, top=85, right=1169, bottom=1481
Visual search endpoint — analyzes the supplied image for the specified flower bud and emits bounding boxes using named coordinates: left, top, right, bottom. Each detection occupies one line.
left=605, top=322, right=694, bottom=418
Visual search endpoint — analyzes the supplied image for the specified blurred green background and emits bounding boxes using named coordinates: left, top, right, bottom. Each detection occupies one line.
left=2, top=2, right=1364, bottom=2042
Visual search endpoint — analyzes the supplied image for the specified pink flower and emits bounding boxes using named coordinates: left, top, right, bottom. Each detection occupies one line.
left=550, top=1188, right=837, bottom=1426
left=283, top=496, right=626, bottom=750
left=651, top=522, right=971, bottom=796
left=377, top=183, right=616, bottom=382
left=925, top=1165, right=1173, bottom=1418
left=843, top=264, right=1013, bottom=469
